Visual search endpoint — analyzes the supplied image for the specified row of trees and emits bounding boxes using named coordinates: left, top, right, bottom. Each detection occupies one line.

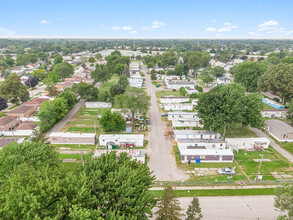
left=37, top=90, right=76, bottom=131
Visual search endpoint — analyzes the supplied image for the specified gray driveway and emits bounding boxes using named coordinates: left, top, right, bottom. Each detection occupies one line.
left=144, top=67, right=187, bottom=181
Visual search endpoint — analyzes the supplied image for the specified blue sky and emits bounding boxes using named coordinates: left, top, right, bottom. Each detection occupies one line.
left=1, top=0, right=293, bottom=38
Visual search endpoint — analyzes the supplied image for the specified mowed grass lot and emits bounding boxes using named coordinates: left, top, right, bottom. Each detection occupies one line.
left=222, top=125, right=258, bottom=138
left=234, top=147, right=293, bottom=181
left=156, top=90, right=181, bottom=98
left=61, top=106, right=102, bottom=134
left=279, top=142, right=293, bottom=155
left=99, top=75, right=119, bottom=92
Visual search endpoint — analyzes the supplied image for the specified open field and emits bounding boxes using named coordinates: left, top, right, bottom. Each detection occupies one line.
left=222, top=125, right=258, bottom=138
left=99, top=75, right=119, bottom=92
left=155, top=90, right=181, bottom=98
left=277, top=142, right=293, bottom=155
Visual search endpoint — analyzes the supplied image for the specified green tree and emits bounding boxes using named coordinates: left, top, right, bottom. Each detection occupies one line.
left=59, top=89, right=76, bottom=109
left=115, top=87, right=150, bottom=121
left=95, top=53, right=102, bottom=60
left=287, top=100, right=293, bottom=124
left=201, top=52, right=211, bottom=67
left=46, top=82, right=59, bottom=97
left=114, top=63, right=125, bottom=75
left=72, top=82, right=99, bottom=101
left=92, top=64, right=111, bottom=83
left=37, top=100, right=59, bottom=131
left=179, top=87, right=187, bottom=96
left=122, top=64, right=130, bottom=77
left=155, top=185, right=183, bottom=220
left=98, top=90, right=111, bottom=102
left=118, top=75, right=129, bottom=89
left=99, top=109, right=126, bottom=132
left=45, top=71, right=60, bottom=84
left=0, top=97, right=8, bottom=111
left=174, top=64, right=184, bottom=76
left=110, top=84, right=125, bottom=97
left=147, top=62, right=155, bottom=69
left=197, top=83, right=246, bottom=137
left=200, top=67, right=214, bottom=85
left=234, top=62, right=267, bottom=92
left=258, top=63, right=293, bottom=104
left=281, top=57, right=293, bottom=64
left=0, top=73, right=28, bottom=104
left=88, top=56, right=97, bottom=63
left=274, top=184, right=293, bottom=219
left=53, top=62, right=74, bottom=80
left=53, top=54, right=63, bottom=64
left=32, top=69, right=47, bottom=80
left=211, top=66, right=225, bottom=78
left=5, top=54, right=14, bottom=66
left=51, top=98, right=69, bottom=120
left=186, top=197, right=202, bottom=220
left=150, top=69, right=157, bottom=80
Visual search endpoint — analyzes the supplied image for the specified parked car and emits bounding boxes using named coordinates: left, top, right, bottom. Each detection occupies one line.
left=217, top=168, right=235, bottom=175
left=159, top=104, right=163, bottom=108
left=161, top=113, right=168, bottom=117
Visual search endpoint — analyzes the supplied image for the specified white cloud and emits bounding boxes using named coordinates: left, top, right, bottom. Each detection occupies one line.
left=151, top=25, right=160, bottom=28
left=152, top=21, right=165, bottom=26
left=258, top=20, right=279, bottom=27
left=212, top=19, right=216, bottom=23
left=0, top=27, right=14, bottom=36
left=218, top=27, right=231, bottom=32
left=206, top=27, right=217, bottom=32
left=129, top=30, right=137, bottom=34
left=122, top=26, right=132, bottom=30
left=40, top=20, right=49, bottom=24
left=255, top=20, right=293, bottom=36
left=142, top=27, right=151, bottom=31
left=112, top=26, right=121, bottom=30
left=224, top=22, right=232, bottom=26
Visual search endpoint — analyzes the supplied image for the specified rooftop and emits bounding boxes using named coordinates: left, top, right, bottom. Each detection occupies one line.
left=266, top=119, right=293, bottom=134
left=179, top=148, right=233, bottom=156
left=99, top=134, right=144, bottom=138
left=0, top=116, right=18, bottom=126
left=7, top=105, right=34, bottom=114
left=262, top=109, right=288, bottom=112
left=168, top=81, right=194, bottom=85
left=161, top=96, right=189, bottom=99
left=16, top=123, right=38, bottom=130
left=49, top=132, right=96, bottom=138
left=174, top=130, right=216, bottom=135
left=0, top=138, right=20, bottom=148
left=24, top=98, right=49, bottom=106
left=177, top=138, right=225, bottom=144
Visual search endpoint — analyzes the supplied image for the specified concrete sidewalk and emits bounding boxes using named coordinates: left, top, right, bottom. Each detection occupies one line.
left=151, top=184, right=279, bottom=190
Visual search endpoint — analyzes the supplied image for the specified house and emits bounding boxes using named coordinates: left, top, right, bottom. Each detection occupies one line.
left=85, top=102, right=112, bottom=108
left=55, top=82, right=73, bottom=91
left=94, top=149, right=145, bottom=163
left=174, top=130, right=219, bottom=140
left=99, top=134, right=144, bottom=147
left=0, top=116, right=20, bottom=132
left=111, top=109, right=141, bottom=120
left=168, top=112, right=198, bottom=120
left=179, top=149, right=234, bottom=163
left=16, top=123, right=38, bottom=131
left=129, top=62, right=140, bottom=74
left=64, top=76, right=83, bottom=84
left=128, top=77, right=143, bottom=88
left=186, top=87, right=198, bottom=95
left=177, top=138, right=226, bottom=150
left=0, top=137, right=24, bottom=150
left=191, top=99, right=198, bottom=106
left=162, top=75, right=180, bottom=83
left=48, top=132, right=96, bottom=145
left=164, top=103, right=193, bottom=111
left=262, top=98, right=284, bottom=109
left=171, top=118, right=203, bottom=128
left=160, top=96, right=189, bottom=104
left=225, top=138, right=270, bottom=151
left=166, top=81, right=195, bottom=90
left=265, top=119, right=293, bottom=142
left=262, top=109, right=288, bottom=119
left=23, top=98, right=49, bottom=109
left=6, top=106, right=35, bottom=118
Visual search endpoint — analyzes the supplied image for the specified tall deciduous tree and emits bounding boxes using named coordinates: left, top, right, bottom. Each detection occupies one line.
left=99, top=109, right=126, bottom=132
left=72, top=82, right=99, bottom=101
left=0, top=73, right=28, bottom=104
left=53, top=62, right=74, bottom=80
left=118, top=75, right=129, bottom=89
left=32, top=69, right=47, bottom=80
left=88, top=56, right=97, bottom=63
left=114, top=87, right=150, bottom=121
left=258, top=63, right=293, bottom=104
left=53, top=54, right=63, bottom=64
left=122, top=64, right=130, bottom=77
left=287, top=99, right=293, bottom=124
left=0, top=97, right=8, bottom=111
left=110, top=84, right=125, bottom=97
left=91, top=64, right=111, bottom=83
left=155, top=185, right=183, bottom=220
left=186, top=197, right=202, bottom=220
left=274, top=184, right=293, bottom=219
left=234, top=62, right=267, bottom=92
left=59, top=89, right=76, bottom=109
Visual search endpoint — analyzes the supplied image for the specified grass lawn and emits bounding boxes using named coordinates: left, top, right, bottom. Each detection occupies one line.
left=263, top=103, right=275, bottom=109
left=279, top=142, right=293, bottom=155
left=150, top=188, right=275, bottom=198
left=155, top=90, right=181, bottom=98
left=54, top=144, right=95, bottom=150
left=222, top=125, right=258, bottom=138
left=99, top=75, right=119, bottom=92
left=67, top=127, right=97, bottom=133
left=234, top=147, right=293, bottom=181
left=197, top=80, right=207, bottom=88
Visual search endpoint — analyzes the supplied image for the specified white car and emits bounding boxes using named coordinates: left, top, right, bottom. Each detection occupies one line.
left=217, top=168, right=235, bottom=175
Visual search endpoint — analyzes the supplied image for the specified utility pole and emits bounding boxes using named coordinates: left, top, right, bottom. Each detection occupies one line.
left=255, top=154, right=264, bottom=182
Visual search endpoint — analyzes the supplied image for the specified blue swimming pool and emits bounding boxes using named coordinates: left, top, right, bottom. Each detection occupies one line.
left=262, top=98, right=284, bottom=109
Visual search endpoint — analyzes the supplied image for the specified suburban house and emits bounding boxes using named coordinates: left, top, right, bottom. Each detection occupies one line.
left=64, top=76, right=83, bottom=84
left=16, top=123, right=38, bottom=132
left=168, top=111, right=198, bottom=120
left=48, top=132, right=96, bottom=145
left=99, top=134, right=144, bottom=148
left=0, top=116, right=20, bottom=132
left=166, top=81, right=195, bottom=90
left=171, top=118, right=203, bottom=128
left=177, top=138, right=226, bottom=150
left=162, top=75, right=180, bottom=83
left=225, top=138, right=270, bottom=151
left=214, top=77, right=231, bottom=86
left=191, top=99, right=199, bottom=106
left=160, top=96, right=189, bottom=104
left=6, top=105, right=35, bottom=118
left=85, top=101, right=112, bottom=108
left=265, top=119, right=293, bottom=142
left=111, top=109, right=141, bottom=120
left=129, top=62, right=140, bottom=74
left=164, top=103, right=193, bottom=111
left=94, top=149, right=145, bottom=163
left=179, top=149, right=234, bottom=163
left=23, top=97, right=49, bottom=109
left=185, top=87, right=198, bottom=95
left=128, top=78, right=143, bottom=88
left=262, top=109, right=288, bottom=119
left=174, top=130, right=219, bottom=140
left=0, top=137, right=24, bottom=149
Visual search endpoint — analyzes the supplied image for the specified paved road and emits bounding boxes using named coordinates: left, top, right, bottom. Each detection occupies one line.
left=151, top=196, right=283, bottom=220
left=144, top=66, right=187, bottom=181
left=46, top=99, right=84, bottom=136
left=250, top=127, right=293, bottom=163
left=151, top=184, right=278, bottom=190
left=29, top=84, right=46, bottom=97
left=189, top=77, right=211, bottom=93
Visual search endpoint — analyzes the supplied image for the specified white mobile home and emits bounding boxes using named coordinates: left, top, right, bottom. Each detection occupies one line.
left=48, top=132, right=96, bottom=145
left=160, top=96, right=190, bottom=104
left=186, top=87, right=198, bottom=95
left=225, top=138, right=270, bottom=151
left=99, top=134, right=144, bottom=147
left=177, top=138, right=226, bottom=150
left=168, top=112, right=198, bottom=120
left=85, top=102, right=112, bottom=108
left=166, top=81, right=195, bottom=90
left=171, top=118, right=203, bottom=128
left=191, top=99, right=199, bottom=106
left=174, top=130, right=219, bottom=140
left=262, top=109, right=288, bottom=119
left=164, top=103, right=193, bottom=111
left=179, top=149, right=234, bottom=163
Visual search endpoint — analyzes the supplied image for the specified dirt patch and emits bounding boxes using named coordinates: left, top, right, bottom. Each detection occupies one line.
left=62, top=159, right=76, bottom=162
left=76, top=124, right=86, bottom=126
left=253, top=159, right=272, bottom=162
left=59, top=150, right=91, bottom=154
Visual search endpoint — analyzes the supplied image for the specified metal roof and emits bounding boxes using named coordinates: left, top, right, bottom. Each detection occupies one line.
left=266, top=119, right=293, bottom=134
